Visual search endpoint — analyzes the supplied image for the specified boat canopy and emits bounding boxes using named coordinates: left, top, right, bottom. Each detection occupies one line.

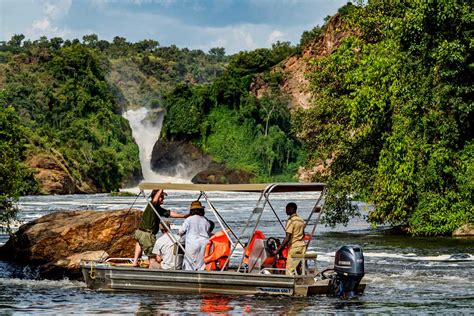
left=138, top=182, right=325, bottom=193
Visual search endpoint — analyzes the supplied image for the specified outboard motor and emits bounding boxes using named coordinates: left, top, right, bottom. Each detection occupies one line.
left=331, top=245, right=364, bottom=298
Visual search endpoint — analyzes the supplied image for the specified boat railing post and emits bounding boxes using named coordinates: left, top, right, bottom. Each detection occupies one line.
left=140, top=189, right=197, bottom=271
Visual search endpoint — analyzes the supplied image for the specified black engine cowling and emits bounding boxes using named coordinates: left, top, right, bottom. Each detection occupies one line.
left=332, top=245, right=364, bottom=298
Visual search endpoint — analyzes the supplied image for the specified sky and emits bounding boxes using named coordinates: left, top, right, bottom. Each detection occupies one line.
left=0, top=0, right=348, bottom=54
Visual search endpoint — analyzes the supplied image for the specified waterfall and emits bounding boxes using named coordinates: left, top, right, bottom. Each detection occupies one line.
left=122, top=107, right=189, bottom=183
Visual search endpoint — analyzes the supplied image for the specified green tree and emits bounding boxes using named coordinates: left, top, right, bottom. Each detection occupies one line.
left=82, top=34, right=99, bottom=48
left=208, top=47, right=226, bottom=61
left=0, top=97, right=31, bottom=231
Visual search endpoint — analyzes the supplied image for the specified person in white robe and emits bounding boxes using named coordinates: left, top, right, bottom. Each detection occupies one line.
left=179, top=201, right=211, bottom=270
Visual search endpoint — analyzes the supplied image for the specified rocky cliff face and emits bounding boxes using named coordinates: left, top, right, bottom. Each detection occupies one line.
left=151, top=140, right=212, bottom=179
left=0, top=209, right=141, bottom=279
left=250, top=14, right=357, bottom=181
left=272, top=14, right=357, bottom=110
left=191, top=162, right=254, bottom=184
left=26, top=152, right=97, bottom=194
left=151, top=141, right=257, bottom=183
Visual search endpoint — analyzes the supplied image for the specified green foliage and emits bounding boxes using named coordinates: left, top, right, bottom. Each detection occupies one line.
left=1, top=41, right=141, bottom=193
left=297, top=0, right=473, bottom=235
left=205, top=107, right=258, bottom=172
left=228, top=42, right=296, bottom=76
left=161, top=48, right=303, bottom=181
left=300, top=26, right=322, bottom=48
left=0, top=94, right=38, bottom=231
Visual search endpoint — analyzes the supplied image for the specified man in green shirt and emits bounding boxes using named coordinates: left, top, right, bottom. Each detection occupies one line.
left=133, top=189, right=188, bottom=268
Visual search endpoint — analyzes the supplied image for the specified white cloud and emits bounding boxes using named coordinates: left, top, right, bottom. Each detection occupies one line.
left=32, top=18, right=50, bottom=31
left=43, top=0, right=72, bottom=19
left=101, top=8, right=311, bottom=54
left=131, top=0, right=176, bottom=5
left=268, top=30, right=284, bottom=44
left=24, top=0, right=72, bottom=39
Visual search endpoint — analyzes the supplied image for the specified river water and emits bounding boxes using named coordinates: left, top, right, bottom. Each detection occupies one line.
left=0, top=191, right=473, bottom=314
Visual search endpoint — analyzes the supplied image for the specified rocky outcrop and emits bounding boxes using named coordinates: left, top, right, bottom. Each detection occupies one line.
left=27, top=153, right=77, bottom=194
left=26, top=152, right=97, bottom=194
left=0, top=209, right=141, bottom=279
left=151, top=140, right=212, bottom=178
left=251, top=14, right=359, bottom=110
left=279, top=14, right=358, bottom=109
left=191, top=163, right=254, bottom=184
left=453, top=224, right=474, bottom=237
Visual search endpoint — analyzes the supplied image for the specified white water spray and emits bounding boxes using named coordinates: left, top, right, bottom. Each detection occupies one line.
left=123, top=107, right=189, bottom=183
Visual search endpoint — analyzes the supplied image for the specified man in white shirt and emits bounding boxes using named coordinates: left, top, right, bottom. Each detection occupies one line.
left=152, top=221, right=182, bottom=270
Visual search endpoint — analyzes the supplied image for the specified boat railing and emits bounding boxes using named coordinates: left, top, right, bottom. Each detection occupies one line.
left=256, top=252, right=318, bottom=276
left=105, top=258, right=134, bottom=263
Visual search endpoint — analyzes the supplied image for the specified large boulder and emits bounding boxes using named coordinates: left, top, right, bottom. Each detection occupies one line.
left=0, top=209, right=141, bottom=279
left=151, top=140, right=211, bottom=179
left=191, top=163, right=255, bottom=184
left=26, top=153, right=97, bottom=194
left=453, top=224, right=474, bottom=237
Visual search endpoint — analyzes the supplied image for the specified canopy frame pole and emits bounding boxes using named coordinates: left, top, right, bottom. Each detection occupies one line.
left=303, top=187, right=327, bottom=251
left=266, top=199, right=285, bottom=231
left=304, top=187, right=326, bottom=228
left=236, top=195, right=268, bottom=272
left=235, top=183, right=277, bottom=272
left=201, top=191, right=236, bottom=248
left=140, top=189, right=197, bottom=271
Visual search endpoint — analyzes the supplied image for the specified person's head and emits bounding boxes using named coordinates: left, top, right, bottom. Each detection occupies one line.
left=151, top=189, right=167, bottom=205
left=286, top=202, right=297, bottom=216
left=190, top=200, right=205, bottom=216
left=159, top=221, right=171, bottom=233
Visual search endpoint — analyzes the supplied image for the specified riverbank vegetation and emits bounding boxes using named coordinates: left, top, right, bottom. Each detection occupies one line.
left=296, top=1, right=472, bottom=235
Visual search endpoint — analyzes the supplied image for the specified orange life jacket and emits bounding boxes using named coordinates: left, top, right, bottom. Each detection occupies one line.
left=243, top=230, right=266, bottom=265
left=204, top=230, right=231, bottom=271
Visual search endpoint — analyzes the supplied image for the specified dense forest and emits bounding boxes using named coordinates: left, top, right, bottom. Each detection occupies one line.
left=295, top=1, right=472, bottom=235
left=1, top=1, right=472, bottom=235
left=160, top=41, right=303, bottom=180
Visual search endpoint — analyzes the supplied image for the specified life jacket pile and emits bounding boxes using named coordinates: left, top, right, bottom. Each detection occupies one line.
left=204, top=230, right=231, bottom=271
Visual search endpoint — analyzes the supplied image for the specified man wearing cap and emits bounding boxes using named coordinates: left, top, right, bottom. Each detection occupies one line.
left=273, top=202, right=306, bottom=275
left=179, top=200, right=211, bottom=270
left=133, top=189, right=188, bottom=268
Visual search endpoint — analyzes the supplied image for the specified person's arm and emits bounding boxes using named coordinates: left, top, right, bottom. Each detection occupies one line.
left=273, top=232, right=291, bottom=255
left=170, top=211, right=190, bottom=218
left=152, top=190, right=163, bottom=204
left=178, top=218, right=189, bottom=236
left=156, top=255, right=163, bottom=264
